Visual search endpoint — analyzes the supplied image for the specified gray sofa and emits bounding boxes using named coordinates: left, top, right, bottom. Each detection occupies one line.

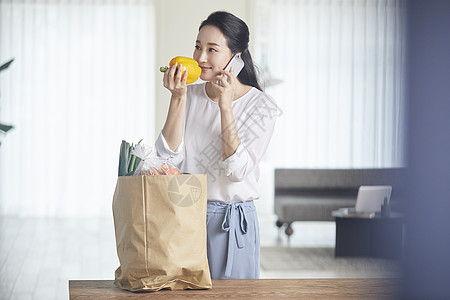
left=274, top=168, right=405, bottom=237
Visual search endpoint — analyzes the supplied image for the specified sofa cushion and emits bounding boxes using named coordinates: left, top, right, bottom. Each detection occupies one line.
left=275, top=195, right=357, bottom=222
left=275, top=168, right=404, bottom=190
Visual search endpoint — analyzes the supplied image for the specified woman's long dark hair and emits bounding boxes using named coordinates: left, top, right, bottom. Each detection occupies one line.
left=199, top=11, right=262, bottom=91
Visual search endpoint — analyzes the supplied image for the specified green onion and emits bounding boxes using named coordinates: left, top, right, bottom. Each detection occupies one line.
left=118, top=139, right=143, bottom=176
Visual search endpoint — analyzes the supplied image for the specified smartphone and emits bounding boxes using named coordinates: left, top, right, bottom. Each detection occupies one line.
left=218, top=54, right=245, bottom=85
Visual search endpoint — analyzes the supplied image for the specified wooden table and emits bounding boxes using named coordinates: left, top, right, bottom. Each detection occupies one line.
left=69, top=278, right=400, bottom=299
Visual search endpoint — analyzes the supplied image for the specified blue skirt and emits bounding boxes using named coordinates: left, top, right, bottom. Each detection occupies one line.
left=206, top=201, right=260, bottom=279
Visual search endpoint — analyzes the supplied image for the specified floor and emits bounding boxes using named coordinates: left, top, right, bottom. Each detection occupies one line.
left=0, top=212, right=387, bottom=300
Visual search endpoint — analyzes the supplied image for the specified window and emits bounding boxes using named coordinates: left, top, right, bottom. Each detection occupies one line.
left=254, top=0, right=406, bottom=168
left=0, top=0, right=155, bottom=216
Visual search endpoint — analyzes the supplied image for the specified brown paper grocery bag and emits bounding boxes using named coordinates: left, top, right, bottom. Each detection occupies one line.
left=112, top=174, right=212, bottom=292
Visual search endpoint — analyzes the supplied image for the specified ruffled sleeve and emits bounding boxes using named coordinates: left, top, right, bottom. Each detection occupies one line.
left=219, top=94, right=277, bottom=182
left=155, top=132, right=185, bottom=167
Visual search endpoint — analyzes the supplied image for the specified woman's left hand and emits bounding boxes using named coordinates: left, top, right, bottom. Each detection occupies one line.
left=210, top=67, right=237, bottom=111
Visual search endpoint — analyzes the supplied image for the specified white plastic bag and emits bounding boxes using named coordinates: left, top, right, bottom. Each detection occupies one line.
left=132, top=144, right=181, bottom=175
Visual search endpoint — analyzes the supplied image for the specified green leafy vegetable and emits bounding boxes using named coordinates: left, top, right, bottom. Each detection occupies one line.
left=118, top=140, right=142, bottom=176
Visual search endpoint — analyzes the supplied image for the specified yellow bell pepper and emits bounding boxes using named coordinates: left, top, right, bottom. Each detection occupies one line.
left=160, top=56, right=201, bottom=84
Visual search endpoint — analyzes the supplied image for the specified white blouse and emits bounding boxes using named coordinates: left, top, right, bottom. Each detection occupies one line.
left=155, top=83, right=277, bottom=203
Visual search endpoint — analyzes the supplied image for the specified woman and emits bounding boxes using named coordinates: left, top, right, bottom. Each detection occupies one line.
left=156, top=11, right=277, bottom=279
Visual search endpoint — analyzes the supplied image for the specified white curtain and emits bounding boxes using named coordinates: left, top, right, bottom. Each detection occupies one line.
left=254, top=0, right=406, bottom=168
left=0, top=0, right=155, bottom=216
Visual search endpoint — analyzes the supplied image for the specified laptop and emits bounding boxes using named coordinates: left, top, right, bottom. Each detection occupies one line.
left=354, top=185, right=392, bottom=213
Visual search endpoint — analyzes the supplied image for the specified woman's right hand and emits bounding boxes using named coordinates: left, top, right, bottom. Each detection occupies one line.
left=163, top=62, right=188, bottom=99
